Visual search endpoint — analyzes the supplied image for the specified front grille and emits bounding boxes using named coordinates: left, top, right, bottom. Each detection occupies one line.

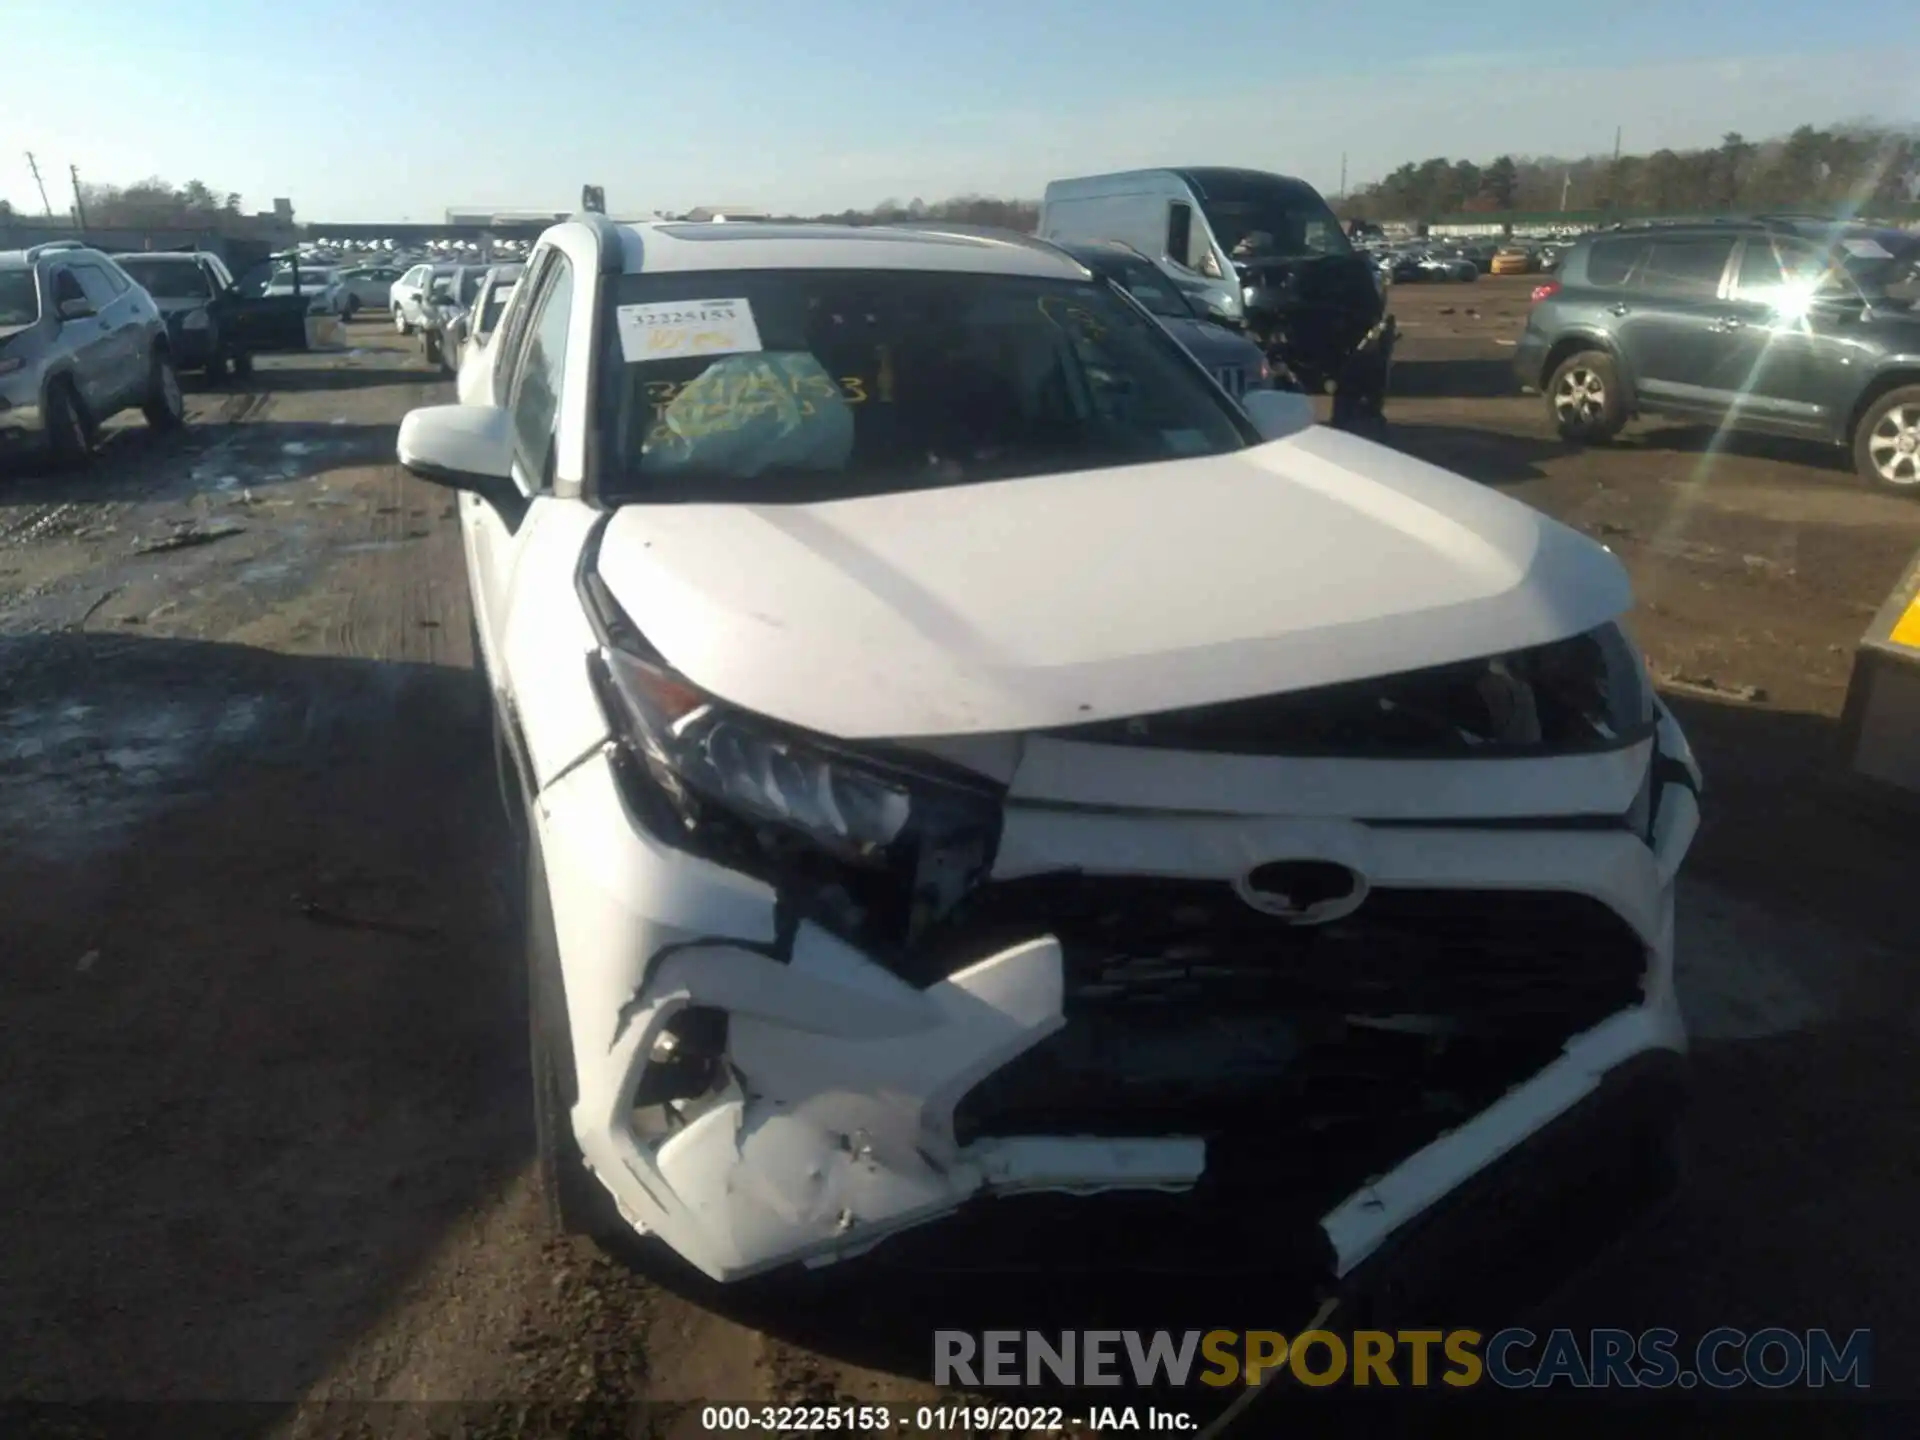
left=937, top=877, right=1646, bottom=1163
left=1214, top=365, right=1245, bottom=397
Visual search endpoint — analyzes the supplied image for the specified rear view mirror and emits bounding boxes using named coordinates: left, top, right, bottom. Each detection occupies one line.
left=57, top=298, right=96, bottom=321
left=1242, top=388, right=1316, bottom=442
left=398, top=404, right=517, bottom=508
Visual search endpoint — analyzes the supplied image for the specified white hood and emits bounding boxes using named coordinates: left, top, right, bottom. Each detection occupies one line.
left=595, top=426, right=1632, bottom=740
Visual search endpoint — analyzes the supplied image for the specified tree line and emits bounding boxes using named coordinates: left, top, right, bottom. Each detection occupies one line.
left=1, top=177, right=244, bottom=227
left=11, top=122, right=1912, bottom=233
left=767, top=194, right=1042, bottom=231
left=1339, top=124, right=1918, bottom=221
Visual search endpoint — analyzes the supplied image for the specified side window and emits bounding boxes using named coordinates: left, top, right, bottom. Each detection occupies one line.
left=70, top=263, right=121, bottom=307
left=99, top=263, right=131, bottom=296
left=52, top=268, right=86, bottom=307
left=507, top=259, right=575, bottom=488
left=1584, top=239, right=1648, bottom=287
left=1634, top=238, right=1736, bottom=299
left=491, top=250, right=551, bottom=406
left=1166, top=202, right=1194, bottom=269
left=1734, top=239, right=1857, bottom=305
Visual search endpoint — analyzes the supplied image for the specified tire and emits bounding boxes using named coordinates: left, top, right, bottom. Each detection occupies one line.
left=141, top=351, right=185, bottom=431
left=203, top=341, right=229, bottom=384
left=342, top=295, right=360, bottom=320
left=423, top=331, right=441, bottom=368
left=393, top=305, right=412, bottom=336
left=43, top=378, right=92, bottom=470
left=1546, top=349, right=1626, bottom=443
left=522, top=821, right=618, bottom=1240
left=230, top=348, right=254, bottom=380
left=1852, top=385, right=1920, bottom=496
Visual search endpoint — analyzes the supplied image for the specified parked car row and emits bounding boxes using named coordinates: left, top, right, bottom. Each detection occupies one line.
left=1, top=239, right=338, bottom=469
left=394, top=207, right=1702, bottom=1296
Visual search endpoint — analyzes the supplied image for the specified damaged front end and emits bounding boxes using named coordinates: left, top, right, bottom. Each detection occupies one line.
left=545, top=529, right=1700, bottom=1284
left=1238, top=254, right=1395, bottom=414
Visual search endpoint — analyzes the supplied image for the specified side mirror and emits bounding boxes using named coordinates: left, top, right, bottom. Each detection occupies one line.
left=57, top=297, right=96, bottom=321
left=1241, top=388, right=1316, bottom=442
left=398, top=404, right=518, bottom=508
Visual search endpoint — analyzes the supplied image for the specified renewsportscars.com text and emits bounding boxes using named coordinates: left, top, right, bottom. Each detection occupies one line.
left=934, top=1327, right=1872, bottom=1390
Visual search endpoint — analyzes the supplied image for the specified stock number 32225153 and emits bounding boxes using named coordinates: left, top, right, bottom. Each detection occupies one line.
left=698, top=1402, right=1075, bottom=1433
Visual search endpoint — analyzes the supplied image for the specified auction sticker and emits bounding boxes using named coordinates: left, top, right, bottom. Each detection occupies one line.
left=618, top=298, right=763, bottom=363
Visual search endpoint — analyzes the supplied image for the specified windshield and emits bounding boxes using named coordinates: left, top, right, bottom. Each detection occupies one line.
left=1081, top=253, right=1193, bottom=320
left=479, top=280, right=518, bottom=333
left=0, top=268, right=37, bottom=326
left=118, top=260, right=211, bottom=299
left=599, top=269, right=1254, bottom=503
left=1200, top=179, right=1354, bottom=262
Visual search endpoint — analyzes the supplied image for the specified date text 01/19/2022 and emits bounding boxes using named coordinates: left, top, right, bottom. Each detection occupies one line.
left=697, top=1404, right=1194, bottom=1433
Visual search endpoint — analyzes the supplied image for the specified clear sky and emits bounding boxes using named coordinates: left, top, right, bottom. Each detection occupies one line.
left=5, top=0, right=1916, bottom=223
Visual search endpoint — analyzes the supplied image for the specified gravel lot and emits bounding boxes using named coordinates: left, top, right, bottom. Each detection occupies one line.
left=2, top=280, right=1914, bottom=1433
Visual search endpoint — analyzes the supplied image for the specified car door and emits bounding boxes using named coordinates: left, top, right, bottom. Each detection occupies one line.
left=69, top=260, right=145, bottom=404
left=464, top=249, right=574, bottom=676
left=1608, top=235, right=1739, bottom=415
left=216, top=255, right=310, bottom=353
left=1709, top=236, right=1866, bottom=438
left=46, top=265, right=120, bottom=413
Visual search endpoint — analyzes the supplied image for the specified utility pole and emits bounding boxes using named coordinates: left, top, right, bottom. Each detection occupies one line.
left=25, top=151, right=53, bottom=217
left=1560, top=169, right=1572, bottom=212
left=68, top=164, right=88, bottom=231
left=1338, top=153, right=1348, bottom=199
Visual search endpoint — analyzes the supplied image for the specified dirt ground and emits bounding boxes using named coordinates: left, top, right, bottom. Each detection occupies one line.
left=3, top=283, right=1917, bottom=1433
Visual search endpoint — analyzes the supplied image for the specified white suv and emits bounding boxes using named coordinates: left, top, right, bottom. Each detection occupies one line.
left=398, top=218, right=1703, bottom=1289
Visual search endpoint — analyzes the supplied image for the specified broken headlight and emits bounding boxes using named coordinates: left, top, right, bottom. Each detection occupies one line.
left=595, top=640, right=916, bottom=867
left=578, top=542, right=1000, bottom=891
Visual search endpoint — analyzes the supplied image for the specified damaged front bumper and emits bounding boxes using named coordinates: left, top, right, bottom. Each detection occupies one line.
left=534, top=710, right=1700, bottom=1285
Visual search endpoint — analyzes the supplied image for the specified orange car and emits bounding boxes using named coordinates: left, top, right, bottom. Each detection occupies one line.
left=1490, top=247, right=1536, bottom=276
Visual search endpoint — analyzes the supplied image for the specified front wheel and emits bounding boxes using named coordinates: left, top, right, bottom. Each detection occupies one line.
left=1854, top=386, right=1920, bottom=495
left=341, top=295, right=360, bottom=320
left=203, top=334, right=229, bottom=383
left=44, top=378, right=92, bottom=470
left=1546, top=350, right=1625, bottom=443
left=142, top=351, right=185, bottom=431
left=393, top=305, right=412, bottom=336
left=522, top=821, right=619, bottom=1241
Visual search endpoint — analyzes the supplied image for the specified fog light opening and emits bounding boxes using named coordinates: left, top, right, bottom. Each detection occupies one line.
left=633, top=1006, right=731, bottom=1137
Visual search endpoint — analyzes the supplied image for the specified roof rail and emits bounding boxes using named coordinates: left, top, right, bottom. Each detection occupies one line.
left=882, top=220, right=1065, bottom=256
left=24, top=239, right=88, bottom=259
left=570, top=210, right=626, bottom=275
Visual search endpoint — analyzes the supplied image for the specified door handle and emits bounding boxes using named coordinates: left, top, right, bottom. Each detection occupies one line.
left=1606, top=302, right=1630, bottom=317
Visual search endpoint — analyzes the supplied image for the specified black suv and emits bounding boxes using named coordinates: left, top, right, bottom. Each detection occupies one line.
left=1514, top=219, right=1920, bottom=494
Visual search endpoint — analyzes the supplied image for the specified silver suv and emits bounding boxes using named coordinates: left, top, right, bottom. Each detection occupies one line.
left=0, top=241, right=186, bottom=469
